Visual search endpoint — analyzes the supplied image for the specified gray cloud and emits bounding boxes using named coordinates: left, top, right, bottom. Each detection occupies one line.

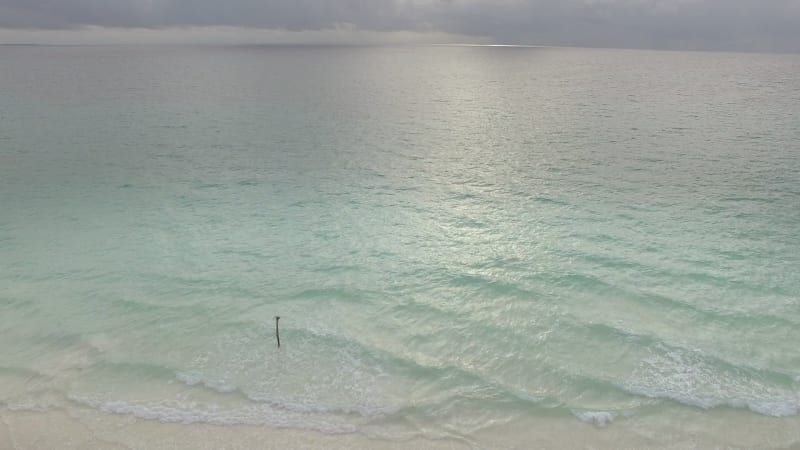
left=1, top=0, right=799, bottom=52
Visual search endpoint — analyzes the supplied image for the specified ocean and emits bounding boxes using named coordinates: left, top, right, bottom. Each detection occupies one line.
left=1, top=45, right=799, bottom=448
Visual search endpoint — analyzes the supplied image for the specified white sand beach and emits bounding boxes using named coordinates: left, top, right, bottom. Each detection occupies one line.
left=3, top=406, right=800, bottom=449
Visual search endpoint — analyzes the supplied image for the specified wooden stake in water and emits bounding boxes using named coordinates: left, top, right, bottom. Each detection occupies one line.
left=275, top=316, right=281, bottom=348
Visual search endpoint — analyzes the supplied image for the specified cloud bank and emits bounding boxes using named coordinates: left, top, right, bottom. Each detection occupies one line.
left=1, top=0, right=799, bottom=51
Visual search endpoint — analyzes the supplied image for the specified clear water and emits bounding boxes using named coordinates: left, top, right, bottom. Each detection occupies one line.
left=1, top=45, right=799, bottom=441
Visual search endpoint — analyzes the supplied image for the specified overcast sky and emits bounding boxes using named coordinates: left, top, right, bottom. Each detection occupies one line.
left=1, top=0, right=799, bottom=52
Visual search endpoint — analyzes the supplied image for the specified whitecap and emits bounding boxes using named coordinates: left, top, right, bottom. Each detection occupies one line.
left=572, top=410, right=615, bottom=427
left=622, top=345, right=800, bottom=417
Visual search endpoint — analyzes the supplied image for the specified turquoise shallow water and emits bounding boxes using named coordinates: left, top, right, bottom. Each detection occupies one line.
left=1, top=45, right=800, bottom=442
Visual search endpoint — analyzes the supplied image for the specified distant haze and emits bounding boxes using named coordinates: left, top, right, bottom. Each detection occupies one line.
left=1, top=0, right=799, bottom=52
